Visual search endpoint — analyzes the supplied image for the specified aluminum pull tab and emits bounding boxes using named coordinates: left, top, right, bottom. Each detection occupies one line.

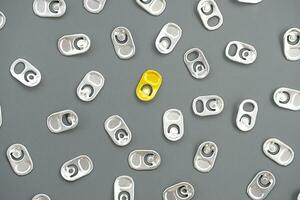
left=128, top=150, right=161, bottom=170
left=197, top=0, right=223, bottom=31
left=163, top=182, right=195, bottom=200
left=114, top=176, right=134, bottom=200
left=247, top=171, right=275, bottom=200
left=136, top=69, right=162, bottom=102
left=61, top=155, right=93, bottom=182
left=163, top=109, right=184, bottom=142
left=237, top=0, right=262, bottom=3
left=155, top=23, right=182, bottom=54
left=33, top=0, right=66, bottom=17
left=83, top=0, right=106, bottom=13
left=273, top=87, right=300, bottom=111
left=104, top=115, right=132, bottom=146
left=58, top=34, right=91, bottom=56
left=263, top=138, right=294, bottom=166
left=136, top=0, right=166, bottom=16
left=77, top=70, right=105, bottom=102
left=298, top=193, right=300, bottom=200
left=7, top=144, right=33, bottom=176
left=47, top=110, right=78, bottom=133
left=184, top=48, right=210, bottom=79
left=32, top=194, right=51, bottom=200
left=225, top=41, right=257, bottom=64
left=236, top=99, right=258, bottom=132
left=283, top=28, right=300, bottom=61
left=111, top=27, right=136, bottom=59
left=0, top=11, right=6, bottom=30
left=10, top=58, right=42, bottom=87
left=194, top=141, right=218, bottom=173
left=192, top=95, right=224, bottom=117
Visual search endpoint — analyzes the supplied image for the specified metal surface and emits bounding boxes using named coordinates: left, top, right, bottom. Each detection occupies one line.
left=33, top=0, right=66, bottom=18
left=237, top=0, right=263, bottom=4
left=236, top=99, right=258, bottom=132
left=0, top=11, right=6, bottom=30
left=114, top=175, right=134, bottom=200
left=128, top=150, right=161, bottom=170
left=47, top=110, right=78, bottom=133
left=197, top=0, right=223, bottom=31
left=247, top=171, right=275, bottom=200
left=163, top=182, right=195, bottom=200
left=225, top=41, right=257, bottom=64
left=192, top=95, right=224, bottom=117
left=283, top=28, right=300, bottom=61
left=83, top=0, right=106, bottom=14
left=57, top=33, right=91, bottom=56
left=32, top=193, right=51, bottom=200
left=273, top=87, right=300, bottom=111
left=184, top=48, right=210, bottom=79
left=136, top=0, right=166, bottom=16
left=163, top=109, right=184, bottom=141
left=193, top=141, right=218, bottom=173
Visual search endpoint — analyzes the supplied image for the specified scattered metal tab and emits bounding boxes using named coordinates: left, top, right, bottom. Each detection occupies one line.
left=263, top=138, right=294, bottom=166
left=194, top=141, right=218, bottom=173
left=77, top=70, right=105, bottom=102
left=7, top=144, right=33, bottom=176
left=197, top=0, right=223, bottom=31
left=247, top=171, right=275, bottom=200
left=163, top=182, right=195, bottom=200
left=225, top=41, right=257, bottom=64
left=155, top=23, right=182, bottom=54
left=283, top=28, right=300, bottom=61
left=104, top=115, right=132, bottom=146
left=61, top=155, right=93, bottom=182
left=273, top=87, right=300, bottom=111
left=128, top=150, right=161, bottom=170
left=236, top=99, right=258, bottom=132
left=58, top=34, right=91, bottom=56
left=32, top=194, right=51, bottom=200
left=163, top=109, right=184, bottom=142
left=184, top=48, right=210, bottom=79
left=136, top=0, right=166, bottom=16
left=0, top=11, right=6, bottom=30
left=33, top=0, right=66, bottom=17
left=111, top=26, right=136, bottom=59
left=192, top=95, right=224, bottom=117
left=47, top=110, right=78, bottom=133
left=237, top=0, right=262, bottom=3
left=114, top=175, right=134, bottom=200
left=83, top=0, right=106, bottom=13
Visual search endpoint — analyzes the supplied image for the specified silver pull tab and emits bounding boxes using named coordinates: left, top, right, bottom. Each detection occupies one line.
left=128, top=150, right=161, bottom=170
left=58, top=34, right=91, bottom=56
left=197, top=0, right=223, bottom=31
left=111, top=27, right=136, bottom=59
left=236, top=99, right=258, bottom=132
left=136, top=0, right=166, bottom=16
left=192, top=95, right=224, bottom=117
left=33, top=0, right=66, bottom=17
left=184, top=48, right=210, bottom=79
left=225, top=41, right=257, bottom=64
left=298, top=193, right=300, bottom=200
left=77, top=70, right=105, bottom=102
left=10, top=58, right=42, bottom=87
left=247, top=171, right=275, bottom=200
left=237, top=0, right=262, bottom=3
left=32, top=194, right=51, bottom=200
left=7, top=144, right=33, bottom=176
left=163, top=109, right=184, bottom=142
left=263, top=138, right=294, bottom=166
left=283, top=28, right=300, bottom=61
left=194, top=141, right=218, bottom=173
left=104, top=115, right=132, bottom=146
left=83, top=0, right=106, bottom=13
left=273, top=87, right=300, bottom=111
left=155, top=23, right=182, bottom=54
left=163, top=182, right=195, bottom=200
left=114, top=175, right=134, bottom=200
left=0, top=11, right=6, bottom=30
left=60, top=155, right=93, bottom=182
left=47, top=110, right=78, bottom=133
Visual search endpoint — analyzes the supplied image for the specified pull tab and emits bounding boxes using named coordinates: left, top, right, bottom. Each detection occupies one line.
left=111, top=27, right=136, bottom=59
left=283, top=28, right=300, bottom=61
left=194, top=141, right=218, bottom=173
left=247, top=171, right=275, bottom=200
left=163, top=182, right=195, bottom=200
left=225, top=41, right=257, bottom=64
left=155, top=23, right=182, bottom=54
left=273, top=87, right=300, bottom=111
left=263, top=138, right=294, bottom=166
left=7, top=144, right=33, bottom=176
left=32, top=194, right=51, bottom=200
left=163, top=109, right=184, bottom=142
left=192, top=95, right=224, bottom=117
left=83, top=0, right=106, bottom=13
left=104, top=115, right=132, bottom=146
left=77, top=70, right=105, bottom=102
left=237, top=0, right=262, bottom=3
left=197, top=0, right=223, bottom=31
left=136, top=0, right=166, bottom=16
left=0, top=11, right=6, bottom=30
left=236, top=99, right=258, bottom=132
left=136, top=69, right=162, bottom=102
left=33, top=0, right=66, bottom=17
left=128, top=150, right=161, bottom=170
left=184, top=48, right=210, bottom=79
left=10, top=58, right=42, bottom=87
left=61, top=155, right=93, bottom=182
left=58, top=34, right=91, bottom=56
left=114, top=175, right=134, bottom=200
left=47, top=110, right=78, bottom=133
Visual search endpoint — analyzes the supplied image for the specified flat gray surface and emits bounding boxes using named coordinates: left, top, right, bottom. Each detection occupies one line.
left=0, top=0, right=299, bottom=199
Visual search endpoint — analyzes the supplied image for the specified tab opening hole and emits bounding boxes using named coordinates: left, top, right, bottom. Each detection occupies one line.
left=258, top=174, right=271, bottom=188
left=207, top=16, right=220, bottom=28
left=243, top=102, right=255, bottom=112
left=49, top=1, right=60, bottom=13
left=287, top=33, right=300, bottom=45
left=62, top=113, right=75, bottom=127
left=206, top=99, right=218, bottom=111
left=168, top=124, right=180, bottom=135
left=13, top=62, right=26, bottom=74
left=240, top=49, right=251, bottom=60
left=140, top=0, right=151, bottom=4
left=193, top=61, right=205, bottom=73
left=115, top=129, right=128, bottom=141
left=10, top=149, right=24, bottom=161
left=118, top=191, right=130, bottom=200
left=159, top=37, right=171, bottom=50
left=201, top=3, right=213, bottom=15
left=267, top=142, right=280, bottom=155
left=195, top=100, right=204, bottom=113
left=177, top=186, right=189, bottom=198
left=228, top=44, right=238, bottom=57
left=144, top=154, right=155, bottom=166
left=240, top=114, right=251, bottom=126
left=278, top=92, right=290, bottom=104
left=115, top=31, right=128, bottom=44
left=202, top=144, right=214, bottom=157
left=67, top=164, right=79, bottom=177
left=187, top=51, right=199, bottom=62
left=80, top=85, right=94, bottom=98
left=141, top=84, right=153, bottom=96
left=74, top=38, right=88, bottom=50
left=25, top=71, right=37, bottom=83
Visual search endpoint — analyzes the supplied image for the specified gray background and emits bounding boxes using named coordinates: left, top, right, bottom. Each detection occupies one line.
left=0, top=0, right=299, bottom=199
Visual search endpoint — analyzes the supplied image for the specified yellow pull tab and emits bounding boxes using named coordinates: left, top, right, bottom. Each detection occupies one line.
left=136, top=69, right=162, bottom=102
